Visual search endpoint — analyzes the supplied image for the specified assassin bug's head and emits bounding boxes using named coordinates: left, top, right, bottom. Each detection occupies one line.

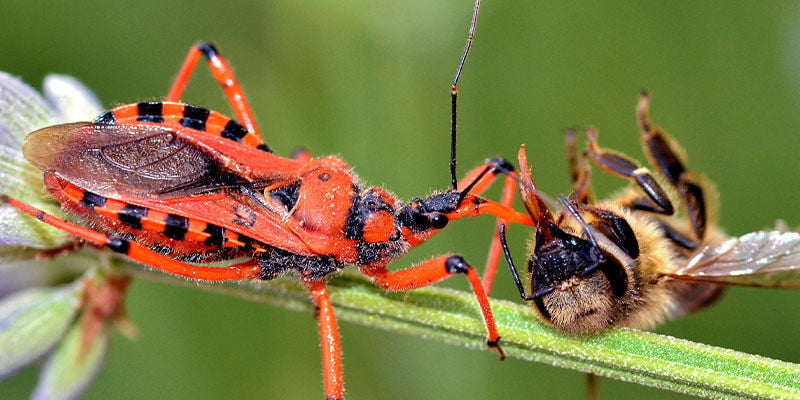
left=395, top=191, right=460, bottom=246
left=502, top=145, right=642, bottom=335
left=396, top=157, right=514, bottom=247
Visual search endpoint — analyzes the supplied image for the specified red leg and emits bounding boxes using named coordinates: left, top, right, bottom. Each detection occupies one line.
left=360, top=255, right=505, bottom=359
left=481, top=174, right=517, bottom=294
left=292, top=148, right=313, bottom=163
left=165, top=43, right=262, bottom=143
left=450, top=158, right=530, bottom=294
left=304, top=279, right=344, bottom=400
left=1, top=194, right=263, bottom=281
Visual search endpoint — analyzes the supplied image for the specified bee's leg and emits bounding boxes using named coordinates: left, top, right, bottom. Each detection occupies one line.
left=565, top=128, right=593, bottom=204
left=587, top=373, right=600, bottom=400
left=585, top=126, right=675, bottom=216
left=636, top=91, right=708, bottom=241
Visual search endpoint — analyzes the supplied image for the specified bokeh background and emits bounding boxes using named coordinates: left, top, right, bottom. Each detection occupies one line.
left=2, top=1, right=799, bottom=399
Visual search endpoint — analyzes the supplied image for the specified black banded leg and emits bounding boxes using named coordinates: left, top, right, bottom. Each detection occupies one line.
left=637, top=91, right=708, bottom=240
left=585, top=126, right=675, bottom=215
left=0, top=194, right=264, bottom=281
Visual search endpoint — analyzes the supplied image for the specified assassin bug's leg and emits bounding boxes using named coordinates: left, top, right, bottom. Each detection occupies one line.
left=292, top=148, right=313, bottom=163
left=565, top=128, right=594, bottom=205
left=637, top=92, right=708, bottom=240
left=304, top=279, right=344, bottom=400
left=166, top=43, right=262, bottom=145
left=585, top=126, right=675, bottom=215
left=480, top=172, right=517, bottom=295
left=447, top=157, right=529, bottom=294
left=360, top=255, right=506, bottom=360
left=1, top=194, right=263, bottom=280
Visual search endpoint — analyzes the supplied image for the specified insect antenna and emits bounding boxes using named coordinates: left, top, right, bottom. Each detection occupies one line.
left=450, top=0, right=482, bottom=189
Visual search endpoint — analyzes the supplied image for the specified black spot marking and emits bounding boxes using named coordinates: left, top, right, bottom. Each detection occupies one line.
left=220, top=119, right=248, bottom=142
left=180, top=104, right=210, bottom=131
left=203, top=224, right=226, bottom=247
left=118, top=204, right=149, bottom=230
left=318, top=172, right=331, bottom=181
left=237, top=233, right=255, bottom=251
left=163, top=214, right=189, bottom=240
left=256, top=143, right=272, bottom=153
left=81, top=191, right=107, bottom=209
left=137, top=102, right=164, bottom=123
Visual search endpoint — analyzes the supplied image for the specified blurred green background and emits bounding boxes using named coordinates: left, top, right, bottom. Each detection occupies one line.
left=2, top=1, right=799, bottom=399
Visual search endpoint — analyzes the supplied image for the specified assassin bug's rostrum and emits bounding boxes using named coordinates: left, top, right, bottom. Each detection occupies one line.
left=497, top=92, right=799, bottom=336
left=0, top=3, right=533, bottom=398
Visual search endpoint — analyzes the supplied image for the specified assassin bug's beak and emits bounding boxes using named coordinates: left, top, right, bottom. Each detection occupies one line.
left=502, top=146, right=607, bottom=302
left=517, top=145, right=556, bottom=237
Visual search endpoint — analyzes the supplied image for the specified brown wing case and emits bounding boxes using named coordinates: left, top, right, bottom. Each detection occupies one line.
left=24, top=122, right=234, bottom=198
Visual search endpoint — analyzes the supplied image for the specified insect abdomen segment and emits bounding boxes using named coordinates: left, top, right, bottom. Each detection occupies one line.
left=55, top=174, right=262, bottom=252
left=97, top=101, right=268, bottom=152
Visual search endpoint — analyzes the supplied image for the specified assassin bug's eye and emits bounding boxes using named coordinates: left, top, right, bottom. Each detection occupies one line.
left=429, top=213, right=448, bottom=229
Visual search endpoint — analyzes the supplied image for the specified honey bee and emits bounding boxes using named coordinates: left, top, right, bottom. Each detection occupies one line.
left=499, top=91, right=800, bottom=335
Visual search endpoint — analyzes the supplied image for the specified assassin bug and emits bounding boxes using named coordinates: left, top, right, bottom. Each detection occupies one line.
left=497, top=92, right=799, bottom=335
left=1, top=1, right=533, bottom=399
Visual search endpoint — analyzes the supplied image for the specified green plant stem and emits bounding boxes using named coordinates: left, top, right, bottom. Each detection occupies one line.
left=123, top=260, right=799, bottom=400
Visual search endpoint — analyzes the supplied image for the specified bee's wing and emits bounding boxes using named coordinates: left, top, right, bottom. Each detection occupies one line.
left=669, top=230, right=800, bottom=287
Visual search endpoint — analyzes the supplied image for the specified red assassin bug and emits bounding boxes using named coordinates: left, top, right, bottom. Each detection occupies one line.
left=0, top=2, right=533, bottom=399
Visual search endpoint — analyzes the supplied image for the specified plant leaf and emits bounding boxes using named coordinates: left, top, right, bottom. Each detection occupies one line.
left=31, top=311, right=110, bottom=400
left=0, top=281, right=82, bottom=378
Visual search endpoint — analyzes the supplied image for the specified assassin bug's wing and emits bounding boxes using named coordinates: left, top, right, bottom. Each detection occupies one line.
left=24, top=122, right=294, bottom=199
left=133, top=191, right=316, bottom=256
left=669, top=230, right=800, bottom=288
